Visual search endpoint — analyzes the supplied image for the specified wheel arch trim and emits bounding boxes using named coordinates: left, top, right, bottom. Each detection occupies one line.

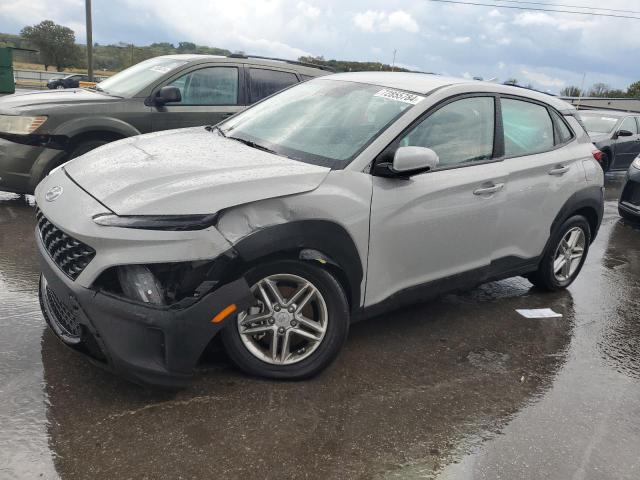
left=230, top=220, right=364, bottom=312
left=549, top=185, right=604, bottom=245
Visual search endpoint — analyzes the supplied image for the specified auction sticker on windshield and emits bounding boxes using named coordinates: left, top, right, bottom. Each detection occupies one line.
left=149, top=62, right=187, bottom=74
left=374, top=88, right=425, bottom=105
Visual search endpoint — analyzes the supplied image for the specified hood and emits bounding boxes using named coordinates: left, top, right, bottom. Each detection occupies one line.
left=64, top=127, right=331, bottom=215
left=0, top=89, right=120, bottom=113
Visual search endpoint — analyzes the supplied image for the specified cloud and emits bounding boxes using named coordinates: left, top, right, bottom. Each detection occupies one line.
left=513, top=12, right=593, bottom=31
left=353, top=10, right=419, bottom=33
left=297, top=2, right=320, bottom=19
left=520, top=69, right=565, bottom=88
left=452, top=36, right=471, bottom=44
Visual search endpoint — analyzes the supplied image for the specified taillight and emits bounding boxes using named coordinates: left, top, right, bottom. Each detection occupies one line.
left=592, top=149, right=604, bottom=163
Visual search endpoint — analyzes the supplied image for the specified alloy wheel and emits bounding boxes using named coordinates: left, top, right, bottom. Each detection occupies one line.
left=553, top=227, right=586, bottom=282
left=237, top=273, right=328, bottom=365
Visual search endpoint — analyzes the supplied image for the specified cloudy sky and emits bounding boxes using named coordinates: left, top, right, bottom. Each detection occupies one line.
left=1, top=0, right=639, bottom=93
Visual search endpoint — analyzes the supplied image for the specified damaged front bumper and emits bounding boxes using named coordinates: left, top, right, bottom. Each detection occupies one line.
left=37, top=234, right=254, bottom=388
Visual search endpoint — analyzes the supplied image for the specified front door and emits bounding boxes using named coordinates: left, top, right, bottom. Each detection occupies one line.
left=366, top=96, right=505, bottom=307
left=151, top=65, right=244, bottom=132
left=612, top=116, right=640, bottom=170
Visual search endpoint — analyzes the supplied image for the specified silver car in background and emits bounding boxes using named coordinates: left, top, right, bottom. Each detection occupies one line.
left=35, top=72, right=604, bottom=387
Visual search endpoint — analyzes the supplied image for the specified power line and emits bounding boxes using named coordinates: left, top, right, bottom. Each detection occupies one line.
left=425, top=0, right=640, bottom=19
left=492, top=0, right=640, bottom=15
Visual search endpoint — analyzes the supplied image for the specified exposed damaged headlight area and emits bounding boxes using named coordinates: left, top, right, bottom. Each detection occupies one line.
left=92, top=253, right=238, bottom=307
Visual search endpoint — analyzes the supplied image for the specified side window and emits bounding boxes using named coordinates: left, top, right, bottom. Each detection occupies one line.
left=249, top=69, right=299, bottom=103
left=300, top=74, right=314, bottom=82
left=502, top=98, right=554, bottom=157
left=399, top=97, right=495, bottom=168
left=167, top=67, right=238, bottom=105
left=550, top=110, right=573, bottom=145
left=619, top=117, right=638, bottom=134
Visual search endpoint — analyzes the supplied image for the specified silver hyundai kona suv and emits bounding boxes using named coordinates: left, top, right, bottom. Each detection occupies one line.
left=35, top=72, right=605, bottom=387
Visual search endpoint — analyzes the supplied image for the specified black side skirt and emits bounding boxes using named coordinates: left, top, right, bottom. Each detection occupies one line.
left=355, top=255, right=540, bottom=321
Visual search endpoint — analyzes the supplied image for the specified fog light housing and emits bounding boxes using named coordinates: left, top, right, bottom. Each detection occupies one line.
left=117, top=265, right=165, bottom=305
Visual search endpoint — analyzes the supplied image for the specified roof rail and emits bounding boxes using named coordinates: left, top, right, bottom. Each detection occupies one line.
left=227, top=53, right=335, bottom=72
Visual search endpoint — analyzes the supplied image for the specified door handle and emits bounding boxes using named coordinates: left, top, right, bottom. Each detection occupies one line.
left=548, top=165, right=570, bottom=176
left=473, top=182, right=504, bottom=195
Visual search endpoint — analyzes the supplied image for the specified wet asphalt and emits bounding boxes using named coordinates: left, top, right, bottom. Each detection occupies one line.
left=0, top=174, right=638, bottom=480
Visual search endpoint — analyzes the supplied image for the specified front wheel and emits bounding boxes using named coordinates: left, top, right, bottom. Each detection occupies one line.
left=527, top=215, right=591, bottom=291
left=221, top=260, right=350, bottom=379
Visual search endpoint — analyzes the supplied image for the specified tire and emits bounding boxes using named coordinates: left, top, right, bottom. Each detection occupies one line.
left=68, top=138, right=110, bottom=159
left=35, top=138, right=111, bottom=189
left=527, top=215, right=591, bottom=291
left=221, top=259, right=350, bottom=379
left=619, top=206, right=639, bottom=223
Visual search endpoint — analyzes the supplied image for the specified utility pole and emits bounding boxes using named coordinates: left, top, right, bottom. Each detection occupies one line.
left=391, top=49, right=397, bottom=72
left=85, top=0, right=93, bottom=81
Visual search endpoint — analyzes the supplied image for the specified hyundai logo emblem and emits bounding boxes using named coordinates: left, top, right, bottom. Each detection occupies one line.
left=45, top=185, right=64, bottom=202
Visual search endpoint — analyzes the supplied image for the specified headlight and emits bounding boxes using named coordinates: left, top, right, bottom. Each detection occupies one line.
left=632, top=156, right=640, bottom=170
left=92, top=213, right=218, bottom=231
left=0, top=115, right=47, bottom=134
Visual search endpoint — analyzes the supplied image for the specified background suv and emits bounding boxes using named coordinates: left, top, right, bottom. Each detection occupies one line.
left=36, top=73, right=604, bottom=387
left=0, top=54, right=330, bottom=194
left=578, top=109, right=640, bottom=172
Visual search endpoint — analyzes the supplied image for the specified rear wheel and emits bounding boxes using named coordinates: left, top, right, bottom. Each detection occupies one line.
left=221, top=260, right=349, bottom=379
left=527, top=215, right=591, bottom=291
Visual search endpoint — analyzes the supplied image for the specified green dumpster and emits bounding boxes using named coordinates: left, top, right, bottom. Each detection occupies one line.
left=0, top=47, right=14, bottom=94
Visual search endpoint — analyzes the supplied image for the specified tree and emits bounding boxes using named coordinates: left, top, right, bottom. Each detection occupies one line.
left=503, top=78, right=518, bottom=86
left=21, top=20, right=79, bottom=71
left=588, top=82, right=610, bottom=97
left=627, top=81, right=640, bottom=98
left=177, top=42, right=196, bottom=53
left=560, top=86, right=582, bottom=97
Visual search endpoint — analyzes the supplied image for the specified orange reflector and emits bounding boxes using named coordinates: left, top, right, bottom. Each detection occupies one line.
left=212, top=304, right=237, bottom=324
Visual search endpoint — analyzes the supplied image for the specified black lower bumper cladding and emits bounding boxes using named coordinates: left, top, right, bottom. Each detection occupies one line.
left=37, top=239, right=254, bottom=388
left=620, top=170, right=640, bottom=219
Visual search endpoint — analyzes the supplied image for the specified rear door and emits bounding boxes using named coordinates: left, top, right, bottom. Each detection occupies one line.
left=366, top=95, right=506, bottom=307
left=247, top=67, right=300, bottom=104
left=611, top=116, right=640, bottom=170
left=151, top=64, right=245, bottom=131
left=491, top=97, right=586, bottom=264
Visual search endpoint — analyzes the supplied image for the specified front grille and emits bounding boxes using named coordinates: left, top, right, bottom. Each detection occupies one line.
left=45, top=285, right=81, bottom=338
left=36, top=207, right=96, bottom=280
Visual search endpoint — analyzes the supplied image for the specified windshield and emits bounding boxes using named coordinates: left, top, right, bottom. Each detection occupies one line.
left=96, top=57, right=187, bottom=97
left=579, top=113, right=620, bottom=134
left=221, top=79, right=420, bottom=167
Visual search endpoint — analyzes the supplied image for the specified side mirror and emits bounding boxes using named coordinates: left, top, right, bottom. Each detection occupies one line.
left=614, top=129, right=633, bottom=139
left=373, top=146, right=440, bottom=178
left=155, top=86, right=181, bottom=106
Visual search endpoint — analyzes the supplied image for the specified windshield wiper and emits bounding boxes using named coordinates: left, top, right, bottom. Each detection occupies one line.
left=205, top=125, right=226, bottom=137
left=226, top=135, right=281, bottom=156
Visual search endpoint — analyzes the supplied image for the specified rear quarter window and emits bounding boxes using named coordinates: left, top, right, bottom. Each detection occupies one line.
left=550, top=110, right=574, bottom=145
